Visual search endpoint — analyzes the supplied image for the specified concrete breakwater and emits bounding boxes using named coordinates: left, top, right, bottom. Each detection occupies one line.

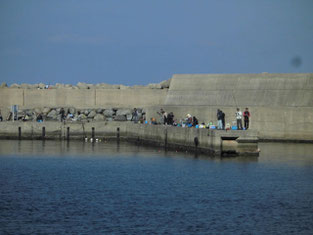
left=1, top=73, right=312, bottom=141
left=0, top=121, right=259, bottom=156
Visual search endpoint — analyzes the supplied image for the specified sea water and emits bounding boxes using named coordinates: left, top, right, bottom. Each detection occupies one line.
left=0, top=140, right=313, bottom=234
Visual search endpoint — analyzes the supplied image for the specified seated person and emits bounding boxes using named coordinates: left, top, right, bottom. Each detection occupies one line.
left=150, top=117, right=157, bottom=125
left=36, top=113, right=43, bottom=122
left=193, top=116, right=199, bottom=126
left=186, top=114, right=192, bottom=125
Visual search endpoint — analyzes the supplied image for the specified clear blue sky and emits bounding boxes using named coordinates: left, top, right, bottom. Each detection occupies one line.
left=0, top=0, right=312, bottom=86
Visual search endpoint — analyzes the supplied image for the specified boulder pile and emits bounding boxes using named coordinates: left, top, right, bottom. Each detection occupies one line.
left=8, top=107, right=145, bottom=122
left=1, top=79, right=171, bottom=90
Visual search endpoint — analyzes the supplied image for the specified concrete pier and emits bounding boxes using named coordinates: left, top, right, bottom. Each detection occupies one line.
left=0, top=121, right=259, bottom=156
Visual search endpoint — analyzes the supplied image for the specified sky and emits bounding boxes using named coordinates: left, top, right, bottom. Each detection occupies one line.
left=0, top=0, right=312, bottom=86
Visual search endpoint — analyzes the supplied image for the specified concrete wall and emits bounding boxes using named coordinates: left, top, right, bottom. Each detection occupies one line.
left=96, top=89, right=167, bottom=107
left=0, top=89, right=24, bottom=107
left=0, top=88, right=167, bottom=109
left=153, top=73, right=313, bottom=141
left=165, top=73, right=313, bottom=107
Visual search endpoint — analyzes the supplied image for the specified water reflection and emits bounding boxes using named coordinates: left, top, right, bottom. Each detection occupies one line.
left=0, top=139, right=168, bottom=157
left=258, top=142, right=313, bottom=166
left=0, top=140, right=313, bottom=166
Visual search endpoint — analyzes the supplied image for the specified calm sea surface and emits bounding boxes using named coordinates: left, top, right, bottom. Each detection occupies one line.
left=0, top=140, right=313, bottom=234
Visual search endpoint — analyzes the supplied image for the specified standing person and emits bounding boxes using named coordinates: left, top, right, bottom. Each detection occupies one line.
left=235, top=108, right=243, bottom=130
left=243, top=107, right=250, bottom=129
left=0, top=109, right=2, bottom=122
left=217, top=109, right=223, bottom=129
left=132, top=108, right=138, bottom=123
left=192, top=116, right=199, bottom=127
left=167, top=112, right=174, bottom=125
left=221, top=111, right=225, bottom=130
left=158, top=108, right=168, bottom=125
left=60, top=108, right=65, bottom=122
left=163, top=111, right=168, bottom=125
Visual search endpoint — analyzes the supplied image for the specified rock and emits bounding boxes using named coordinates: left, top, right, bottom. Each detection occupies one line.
left=160, top=79, right=171, bottom=89
left=78, top=114, right=87, bottom=120
left=96, top=108, right=104, bottom=114
left=64, top=84, right=73, bottom=89
left=86, top=84, right=95, bottom=89
left=21, top=83, right=32, bottom=89
left=57, top=114, right=62, bottom=122
left=114, top=115, right=127, bottom=121
left=34, top=108, right=42, bottom=114
left=10, top=83, right=20, bottom=88
left=147, top=83, right=161, bottom=89
left=111, top=84, right=120, bottom=89
left=17, top=110, right=24, bottom=115
left=38, top=83, right=46, bottom=89
left=106, top=117, right=113, bottom=121
left=126, top=114, right=133, bottom=121
left=97, top=83, right=120, bottom=89
left=47, top=110, right=58, bottom=119
left=69, top=107, right=76, bottom=115
left=119, top=85, right=130, bottom=90
left=24, top=115, right=31, bottom=121
left=131, top=85, right=148, bottom=89
left=116, top=109, right=132, bottom=116
left=103, top=109, right=115, bottom=117
left=88, top=110, right=97, bottom=118
left=55, top=83, right=65, bottom=88
left=94, top=114, right=105, bottom=121
left=0, top=82, right=7, bottom=88
left=25, top=110, right=33, bottom=116
left=77, top=82, right=89, bottom=89
left=42, top=107, right=51, bottom=114
left=30, top=84, right=39, bottom=89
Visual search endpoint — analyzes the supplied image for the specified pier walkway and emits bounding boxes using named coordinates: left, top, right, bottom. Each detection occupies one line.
left=0, top=121, right=259, bottom=156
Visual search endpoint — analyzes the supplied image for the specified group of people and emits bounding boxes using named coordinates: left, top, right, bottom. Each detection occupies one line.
left=153, top=107, right=251, bottom=130
left=235, top=107, right=250, bottom=130
left=154, top=109, right=200, bottom=128
left=131, top=108, right=146, bottom=124
left=217, top=108, right=250, bottom=130
left=185, top=114, right=199, bottom=127
left=157, top=109, right=175, bottom=125
left=0, top=106, right=251, bottom=130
